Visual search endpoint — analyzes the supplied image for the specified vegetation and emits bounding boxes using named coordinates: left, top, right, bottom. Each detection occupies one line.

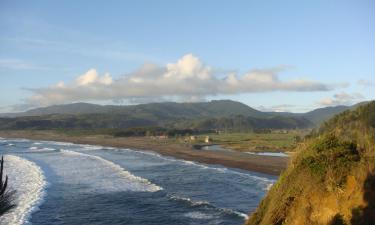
left=0, top=100, right=361, bottom=132
left=199, top=131, right=305, bottom=152
left=246, top=101, right=375, bottom=225
left=0, top=113, right=312, bottom=132
left=0, top=156, right=16, bottom=216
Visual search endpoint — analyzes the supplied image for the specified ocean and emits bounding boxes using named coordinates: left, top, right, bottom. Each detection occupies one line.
left=0, top=137, right=276, bottom=225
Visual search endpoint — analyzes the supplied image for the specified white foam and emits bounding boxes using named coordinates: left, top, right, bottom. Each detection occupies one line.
left=183, top=211, right=214, bottom=220
left=99, top=146, right=274, bottom=185
left=167, top=157, right=274, bottom=184
left=219, top=208, right=249, bottom=220
left=169, top=195, right=210, bottom=207
left=1, top=155, right=47, bottom=225
left=29, top=147, right=39, bottom=150
left=41, top=147, right=55, bottom=151
left=265, top=183, right=274, bottom=191
left=169, top=195, right=248, bottom=220
left=58, top=149, right=162, bottom=193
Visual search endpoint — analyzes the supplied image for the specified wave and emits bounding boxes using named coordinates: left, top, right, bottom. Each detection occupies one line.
left=183, top=211, right=214, bottom=220
left=87, top=144, right=275, bottom=186
left=169, top=195, right=211, bottom=207
left=169, top=194, right=248, bottom=220
left=28, top=147, right=56, bottom=152
left=0, top=155, right=47, bottom=225
left=60, top=149, right=162, bottom=192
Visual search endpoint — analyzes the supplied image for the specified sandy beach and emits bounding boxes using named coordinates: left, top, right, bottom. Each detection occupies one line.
left=0, top=130, right=288, bottom=175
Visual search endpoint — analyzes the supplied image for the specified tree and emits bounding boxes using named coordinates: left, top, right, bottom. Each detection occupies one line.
left=0, top=156, right=16, bottom=216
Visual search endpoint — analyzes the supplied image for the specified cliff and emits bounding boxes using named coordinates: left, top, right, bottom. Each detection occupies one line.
left=246, top=102, right=375, bottom=225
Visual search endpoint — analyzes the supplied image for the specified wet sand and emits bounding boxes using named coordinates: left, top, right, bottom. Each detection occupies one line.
left=0, top=130, right=288, bottom=175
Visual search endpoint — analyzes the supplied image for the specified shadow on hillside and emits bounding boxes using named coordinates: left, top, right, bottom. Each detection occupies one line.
left=350, top=173, right=375, bottom=225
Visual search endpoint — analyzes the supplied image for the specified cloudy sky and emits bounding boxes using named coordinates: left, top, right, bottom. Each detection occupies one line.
left=0, top=0, right=374, bottom=113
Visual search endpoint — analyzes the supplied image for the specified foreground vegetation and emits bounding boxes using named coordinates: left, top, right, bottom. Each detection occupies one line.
left=246, top=101, right=375, bottom=225
left=0, top=156, right=16, bottom=217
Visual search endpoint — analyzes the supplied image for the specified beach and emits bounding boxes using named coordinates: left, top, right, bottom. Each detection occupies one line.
left=0, top=130, right=288, bottom=175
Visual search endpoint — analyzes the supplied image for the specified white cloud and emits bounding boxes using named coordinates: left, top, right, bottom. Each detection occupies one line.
left=257, top=104, right=296, bottom=112
left=317, top=92, right=364, bottom=106
left=357, top=79, right=374, bottom=87
left=75, top=69, right=113, bottom=86
left=25, top=54, right=336, bottom=107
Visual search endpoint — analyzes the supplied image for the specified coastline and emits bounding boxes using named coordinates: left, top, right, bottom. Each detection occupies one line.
left=0, top=130, right=288, bottom=175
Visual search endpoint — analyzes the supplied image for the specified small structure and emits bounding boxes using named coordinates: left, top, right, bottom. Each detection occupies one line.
left=204, top=136, right=212, bottom=143
left=190, top=136, right=196, bottom=141
left=155, top=135, right=168, bottom=139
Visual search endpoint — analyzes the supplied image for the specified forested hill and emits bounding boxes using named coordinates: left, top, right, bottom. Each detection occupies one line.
left=0, top=100, right=265, bottom=118
left=0, top=100, right=364, bottom=131
left=246, top=101, right=375, bottom=225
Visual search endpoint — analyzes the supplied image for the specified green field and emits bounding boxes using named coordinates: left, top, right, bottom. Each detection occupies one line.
left=189, top=131, right=308, bottom=152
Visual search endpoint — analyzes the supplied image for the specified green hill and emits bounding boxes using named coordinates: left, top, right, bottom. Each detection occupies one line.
left=0, top=100, right=313, bottom=131
left=1, top=100, right=266, bottom=118
left=0, top=100, right=366, bottom=131
left=246, top=101, right=375, bottom=225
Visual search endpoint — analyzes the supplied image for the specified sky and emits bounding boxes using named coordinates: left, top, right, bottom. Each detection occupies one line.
left=0, top=0, right=374, bottom=113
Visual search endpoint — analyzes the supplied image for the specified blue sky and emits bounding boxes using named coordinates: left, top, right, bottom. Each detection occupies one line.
left=0, top=0, right=374, bottom=112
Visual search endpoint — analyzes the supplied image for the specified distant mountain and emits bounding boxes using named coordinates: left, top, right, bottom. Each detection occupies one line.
left=301, top=105, right=350, bottom=124
left=0, top=100, right=367, bottom=130
left=0, top=100, right=313, bottom=130
left=1, top=100, right=266, bottom=118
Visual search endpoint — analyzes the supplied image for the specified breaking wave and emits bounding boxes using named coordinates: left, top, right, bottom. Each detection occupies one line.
left=0, top=155, right=47, bottom=225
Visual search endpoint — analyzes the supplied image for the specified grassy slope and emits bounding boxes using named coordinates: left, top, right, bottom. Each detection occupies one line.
left=246, top=102, right=375, bottom=225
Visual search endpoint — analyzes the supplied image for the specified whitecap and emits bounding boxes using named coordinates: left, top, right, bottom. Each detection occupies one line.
left=218, top=208, right=249, bottom=220
left=169, top=195, right=210, bottom=207
left=1, top=155, right=47, bottom=225
left=183, top=211, right=214, bottom=220
left=169, top=195, right=248, bottom=220
left=59, top=149, right=162, bottom=193
left=41, top=147, right=55, bottom=151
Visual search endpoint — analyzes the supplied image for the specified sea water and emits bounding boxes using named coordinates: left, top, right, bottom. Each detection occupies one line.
left=0, top=137, right=276, bottom=225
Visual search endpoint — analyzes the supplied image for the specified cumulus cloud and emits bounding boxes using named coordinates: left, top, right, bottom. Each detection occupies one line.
left=317, top=92, right=364, bottom=106
left=25, top=54, right=335, bottom=107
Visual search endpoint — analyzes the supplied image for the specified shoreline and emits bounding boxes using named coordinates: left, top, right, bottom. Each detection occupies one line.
left=0, top=130, right=288, bottom=176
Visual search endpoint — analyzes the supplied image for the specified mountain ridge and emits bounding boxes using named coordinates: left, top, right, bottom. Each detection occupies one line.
left=0, top=100, right=361, bottom=122
left=0, top=100, right=366, bottom=131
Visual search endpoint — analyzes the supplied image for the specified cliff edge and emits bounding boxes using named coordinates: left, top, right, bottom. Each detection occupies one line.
left=246, top=102, right=375, bottom=225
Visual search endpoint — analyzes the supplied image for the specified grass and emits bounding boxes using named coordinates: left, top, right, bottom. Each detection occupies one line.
left=195, top=131, right=307, bottom=152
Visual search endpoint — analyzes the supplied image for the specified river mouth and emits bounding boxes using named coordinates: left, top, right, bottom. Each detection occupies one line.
left=194, top=144, right=289, bottom=157
left=245, top=152, right=289, bottom=157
